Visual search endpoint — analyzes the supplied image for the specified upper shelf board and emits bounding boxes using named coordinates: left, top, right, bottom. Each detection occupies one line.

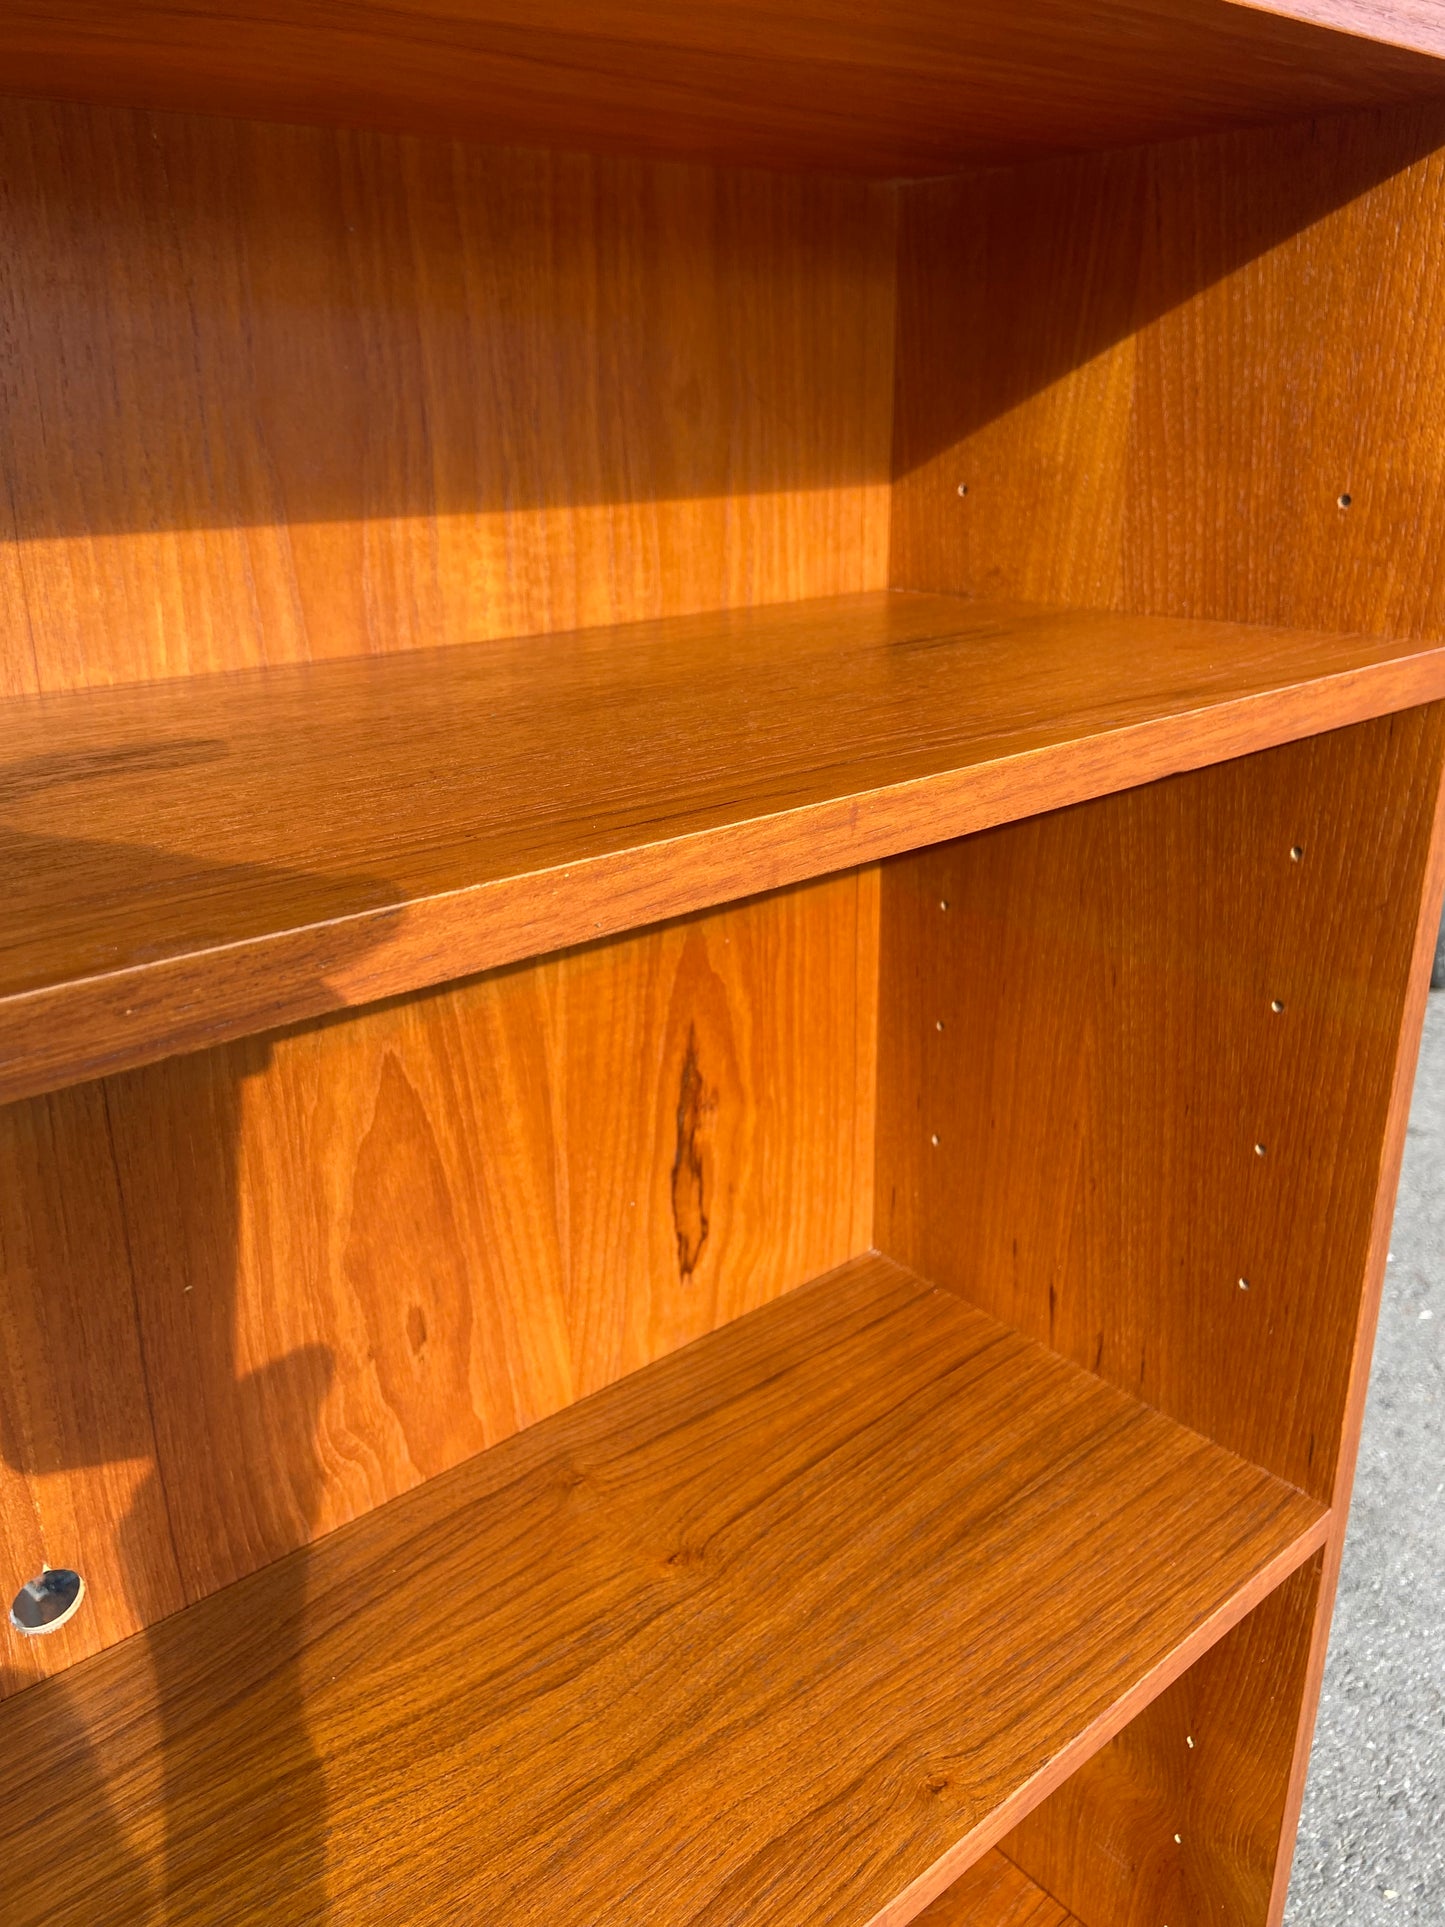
left=4, top=588, right=1445, bottom=1105
left=3, top=0, right=1445, bottom=174
left=0, top=1254, right=1326, bottom=1926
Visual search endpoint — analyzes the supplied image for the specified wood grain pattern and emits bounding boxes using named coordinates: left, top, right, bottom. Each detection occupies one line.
left=6, top=590, right=1445, bottom=1106
left=998, top=1558, right=1323, bottom=1927
left=916, top=1851, right=1076, bottom=1925
left=0, top=96, right=895, bottom=697
left=0, top=55, right=1436, bottom=1921
left=1266, top=701, right=1445, bottom=1925
left=888, top=111, right=1445, bottom=1923
left=0, top=871, right=875, bottom=1690
left=877, top=708, right=1444, bottom=1507
left=2, top=1, right=1444, bottom=174
left=0, top=1085, right=185, bottom=1695
left=875, top=705, right=1445, bottom=1921
left=0, top=1254, right=1327, bottom=1927
left=891, top=104, right=1445, bottom=640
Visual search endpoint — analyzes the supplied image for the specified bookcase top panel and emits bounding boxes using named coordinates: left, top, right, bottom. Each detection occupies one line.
left=3, top=0, right=1444, bottom=174
left=3, top=587, right=1444, bottom=1104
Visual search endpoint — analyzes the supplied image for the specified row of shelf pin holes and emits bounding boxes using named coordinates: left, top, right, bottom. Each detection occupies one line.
left=1241, top=840, right=1303, bottom=1291
left=930, top=876, right=1206, bottom=1888
left=929, top=845, right=1307, bottom=1300
left=928, top=836, right=1263, bottom=1873
left=927, top=827, right=1263, bottom=1882
left=931, top=895, right=951, bottom=1147
left=958, top=481, right=1354, bottom=509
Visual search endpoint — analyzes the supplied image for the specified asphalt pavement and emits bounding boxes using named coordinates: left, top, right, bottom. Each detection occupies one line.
left=1285, top=993, right=1445, bottom=1923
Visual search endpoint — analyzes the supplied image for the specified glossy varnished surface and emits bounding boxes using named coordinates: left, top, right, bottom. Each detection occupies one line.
left=0, top=874, right=877, bottom=1691
left=2, top=1, right=1444, bottom=172
left=877, top=707, right=1445, bottom=1922
left=6, top=589, right=1445, bottom=1103
left=887, top=105, right=1445, bottom=1926
left=1000, top=1560, right=1324, bottom=1927
left=916, top=1851, right=1076, bottom=1925
left=0, top=1254, right=1325, bottom=1926
left=890, top=105, right=1445, bottom=643
left=0, top=97, right=894, bottom=697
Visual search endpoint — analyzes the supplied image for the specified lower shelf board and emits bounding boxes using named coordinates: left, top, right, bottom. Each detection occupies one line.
left=0, top=1253, right=1327, bottom=1926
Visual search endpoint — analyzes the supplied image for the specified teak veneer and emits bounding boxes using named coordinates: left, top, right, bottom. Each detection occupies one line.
left=0, top=1256, right=1326, bottom=1926
left=5, top=589, right=1444, bottom=1105
left=5, top=0, right=1445, bottom=171
left=3, top=14, right=1444, bottom=1927
left=914, top=1853, right=1080, bottom=1926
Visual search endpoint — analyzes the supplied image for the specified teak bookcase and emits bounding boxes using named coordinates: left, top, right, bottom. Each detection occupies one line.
left=4, top=4, right=1445, bottom=1923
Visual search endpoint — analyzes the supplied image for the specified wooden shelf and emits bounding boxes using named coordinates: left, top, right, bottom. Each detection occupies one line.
left=0, top=1253, right=1326, bottom=1926
left=5, top=589, right=1445, bottom=1104
left=3, top=0, right=1445, bottom=173
left=2, top=19, right=1440, bottom=1922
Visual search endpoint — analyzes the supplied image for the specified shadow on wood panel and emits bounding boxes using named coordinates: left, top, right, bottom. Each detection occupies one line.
left=0, top=1663, right=156, bottom=1915
left=1, top=818, right=407, bottom=1009
left=5, top=98, right=1444, bottom=546
left=0, top=826, right=403, bottom=1922
left=892, top=103, right=1445, bottom=479
left=0, top=1085, right=334, bottom=1920
left=997, top=1555, right=1324, bottom=1926
left=0, top=835, right=876, bottom=1918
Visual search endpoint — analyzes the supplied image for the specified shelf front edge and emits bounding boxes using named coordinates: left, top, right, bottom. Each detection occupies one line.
left=0, top=1253, right=1329, bottom=1926
left=5, top=632, right=1445, bottom=1105
left=869, top=1498, right=1329, bottom=1927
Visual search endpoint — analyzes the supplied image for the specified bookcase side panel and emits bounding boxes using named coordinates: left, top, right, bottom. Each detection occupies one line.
left=887, top=102, right=1445, bottom=1925
left=890, top=103, right=1445, bottom=637
left=875, top=710, right=1445, bottom=1922
left=998, top=1559, right=1324, bottom=1927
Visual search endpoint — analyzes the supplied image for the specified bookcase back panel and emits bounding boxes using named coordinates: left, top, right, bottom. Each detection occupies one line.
left=0, top=97, right=895, bottom=697
left=891, top=102, right=1445, bottom=638
left=0, top=869, right=877, bottom=1695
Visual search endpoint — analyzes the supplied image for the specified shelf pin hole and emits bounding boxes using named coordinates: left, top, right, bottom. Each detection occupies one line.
left=1255, top=1143, right=1267, bottom=1157
left=939, top=899, right=950, bottom=911
left=930, top=1133, right=941, bottom=1147
left=10, top=1567, right=85, bottom=1637
left=1290, top=845, right=1304, bottom=861
left=935, top=1019, right=945, bottom=1031
left=1271, top=1000, right=1284, bottom=1014
left=1238, top=1277, right=1251, bottom=1291
left=957, top=483, right=969, bottom=497
left=1338, top=492, right=1353, bottom=509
